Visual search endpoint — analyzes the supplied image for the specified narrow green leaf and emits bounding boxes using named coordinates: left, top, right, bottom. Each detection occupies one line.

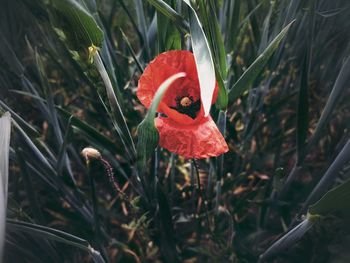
left=307, top=56, right=350, bottom=150
left=216, top=74, right=228, bottom=109
left=0, top=112, right=12, bottom=198
left=7, top=220, right=105, bottom=263
left=206, top=0, right=228, bottom=80
left=301, top=140, right=350, bottom=214
left=309, top=171, right=350, bottom=217
left=183, top=0, right=216, bottom=117
left=147, top=0, right=188, bottom=32
left=224, top=0, right=241, bottom=51
left=134, top=0, right=151, bottom=59
left=267, top=142, right=350, bottom=260
left=57, top=107, right=120, bottom=154
left=258, top=0, right=275, bottom=53
left=120, top=29, right=144, bottom=73
left=12, top=120, right=56, bottom=176
left=296, top=54, right=309, bottom=163
left=93, top=52, right=136, bottom=160
left=0, top=100, right=39, bottom=138
left=137, top=72, right=186, bottom=171
left=197, top=0, right=228, bottom=109
left=259, top=219, right=314, bottom=262
left=247, top=0, right=261, bottom=46
left=228, top=21, right=294, bottom=103
left=35, top=51, right=75, bottom=183
left=51, top=0, right=104, bottom=49
left=157, top=0, right=181, bottom=52
left=0, top=112, right=11, bottom=262
left=215, top=110, right=226, bottom=199
left=56, top=116, right=74, bottom=176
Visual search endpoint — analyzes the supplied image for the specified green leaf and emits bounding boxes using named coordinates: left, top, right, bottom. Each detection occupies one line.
left=309, top=171, right=350, bottom=217
left=134, top=0, right=151, bottom=59
left=7, top=220, right=105, bottom=263
left=57, top=107, right=119, bottom=154
left=183, top=0, right=216, bottom=117
left=228, top=20, right=294, bottom=103
left=259, top=219, right=314, bottom=262
left=0, top=100, right=39, bottom=138
left=147, top=0, right=188, bottom=32
left=157, top=0, right=181, bottom=52
left=216, top=74, right=228, bottom=109
left=0, top=112, right=11, bottom=262
left=199, top=0, right=228, bottom=80
left=263, top=142, right=350, bottom=262
left=93, top=52, right=136, bottom=161
left=120, top=29, right=144, bottom=73
left=51, top=0, right=104, bottom=49
left=306, top=56, right=350, bottom=151
left=223, top=0, right=241, bottom=51
left=302, top=140, right=350, bottom=215
left=137, top=72, right=186, bottom=171
left=197, top=0, right=228, bottom=109
left=296, top=54, right=309, bottom=163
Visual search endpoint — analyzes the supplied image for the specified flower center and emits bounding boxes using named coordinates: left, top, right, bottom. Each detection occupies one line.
left=171, top=95, right=201, bottom=119
left=180, top=97, right=192, bottom=107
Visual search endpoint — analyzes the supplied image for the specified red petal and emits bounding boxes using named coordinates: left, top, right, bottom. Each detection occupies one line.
left=155, top=116, right=229, bottom=159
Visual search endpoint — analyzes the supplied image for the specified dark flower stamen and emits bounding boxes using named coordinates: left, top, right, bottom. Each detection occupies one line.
left=171, top=95, right=201, bottom=119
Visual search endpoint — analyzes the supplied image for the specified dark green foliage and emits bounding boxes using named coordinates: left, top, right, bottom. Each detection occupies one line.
left=1, top=0, right=350, bottom=262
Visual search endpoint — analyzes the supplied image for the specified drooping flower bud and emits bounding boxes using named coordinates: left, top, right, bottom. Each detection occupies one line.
left=81, top=147, right=101, bottom=163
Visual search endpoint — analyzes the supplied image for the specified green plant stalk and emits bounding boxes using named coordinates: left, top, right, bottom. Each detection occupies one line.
left=215, top=110, right=226, bottom=212
left=192, top=159, right=211, bottom=232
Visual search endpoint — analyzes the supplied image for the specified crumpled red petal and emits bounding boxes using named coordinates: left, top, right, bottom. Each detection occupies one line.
left=155, top=116, right=229, bottom=159
left=137, top=50, right=229, bottom=158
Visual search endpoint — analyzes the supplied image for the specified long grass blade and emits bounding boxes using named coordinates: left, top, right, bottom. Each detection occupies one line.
left=7, top=220, right=105, bottom=263
left=228, top=21, right=294, bottom=103
left=296, top=53, right=309, bottom=163
left=134, top=0, right=151, bottom=59
left=147, top=0, right=188, bottom=32
left=183, top=0, right=216, bottom=117
left=0, top=112, right=11, bottom=262
left=300, top=140, right=350, bottom=214
left=93, top=52, right=136, bottom=160
left=259, top=219, right=314, bottom=262
left=306, top=56, right=350, bottom=151
left=309, top=171, right=350, bottom=217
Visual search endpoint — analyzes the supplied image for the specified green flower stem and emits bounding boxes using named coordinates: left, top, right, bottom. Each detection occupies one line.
left=192, top=159, right=212, bottom=233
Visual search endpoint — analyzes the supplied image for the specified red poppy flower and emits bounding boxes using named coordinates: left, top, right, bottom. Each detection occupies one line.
left=137, top=50, right=229, bottom=159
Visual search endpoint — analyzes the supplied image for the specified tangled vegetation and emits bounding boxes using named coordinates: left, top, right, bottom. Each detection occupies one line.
left=0, top=0, right=350, bottom=262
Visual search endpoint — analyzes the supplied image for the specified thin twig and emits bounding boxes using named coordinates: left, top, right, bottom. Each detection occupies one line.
left=99, top=157, right=134, bottom=210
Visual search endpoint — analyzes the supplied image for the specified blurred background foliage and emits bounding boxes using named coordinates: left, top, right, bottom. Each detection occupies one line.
left=0, top=0, right=350, bottom=262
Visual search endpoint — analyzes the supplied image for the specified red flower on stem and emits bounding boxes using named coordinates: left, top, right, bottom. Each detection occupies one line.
left=137, top=50, right=229, bottom=159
